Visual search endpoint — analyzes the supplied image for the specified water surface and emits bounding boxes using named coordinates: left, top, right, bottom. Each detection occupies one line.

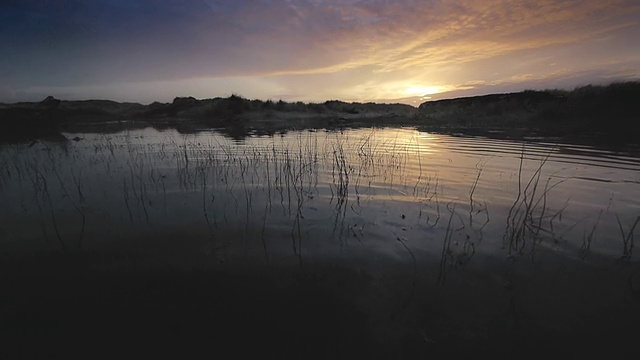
left=1, top=127, right=639, bottom=357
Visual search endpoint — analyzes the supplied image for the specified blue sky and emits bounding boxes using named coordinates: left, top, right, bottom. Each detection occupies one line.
left=2, top=0, right=639, bottom=104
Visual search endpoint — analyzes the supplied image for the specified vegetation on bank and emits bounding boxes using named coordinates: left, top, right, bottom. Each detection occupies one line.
left=0, top=81, right=638, bottom=143
left=0, top=95, right=416, bottom=142
left=144, top=95, right=416, bottom=120
left=417, top=82, right=640, bottom=141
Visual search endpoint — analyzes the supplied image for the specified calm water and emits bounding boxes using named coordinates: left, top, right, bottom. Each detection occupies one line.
left=2, top=127, right=638, bottom=263
left=1, top=126, right=639, bottom=355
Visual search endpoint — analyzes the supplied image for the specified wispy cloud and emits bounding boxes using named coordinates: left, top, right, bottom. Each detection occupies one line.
left=257, top=0, right=640, bottom=75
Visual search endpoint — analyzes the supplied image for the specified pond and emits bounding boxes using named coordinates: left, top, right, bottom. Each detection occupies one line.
left=1, top=127, right=639, bottom=357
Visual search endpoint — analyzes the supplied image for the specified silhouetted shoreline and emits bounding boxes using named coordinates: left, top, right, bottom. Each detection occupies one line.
left=1, top=82, right=638, bottom=145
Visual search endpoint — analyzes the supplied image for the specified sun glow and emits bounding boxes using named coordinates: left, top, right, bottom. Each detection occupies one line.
left=404, top=85, right=443, bottom=97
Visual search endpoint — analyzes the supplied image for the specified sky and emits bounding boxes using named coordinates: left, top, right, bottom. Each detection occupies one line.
left=1, top=0, right=639, bottom=105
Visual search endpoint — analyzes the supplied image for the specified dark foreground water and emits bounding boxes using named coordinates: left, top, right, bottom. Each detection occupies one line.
left=1, top=127, right=639, bottom=357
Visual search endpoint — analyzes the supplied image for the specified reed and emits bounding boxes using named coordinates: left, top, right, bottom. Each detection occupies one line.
left=437, top=203, right=457, bottom=285
left=580, top=210, right=602, bottom=260
left=617, top=215, right=639, bottom=262
left=503, top=144, right=568, bottom=257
